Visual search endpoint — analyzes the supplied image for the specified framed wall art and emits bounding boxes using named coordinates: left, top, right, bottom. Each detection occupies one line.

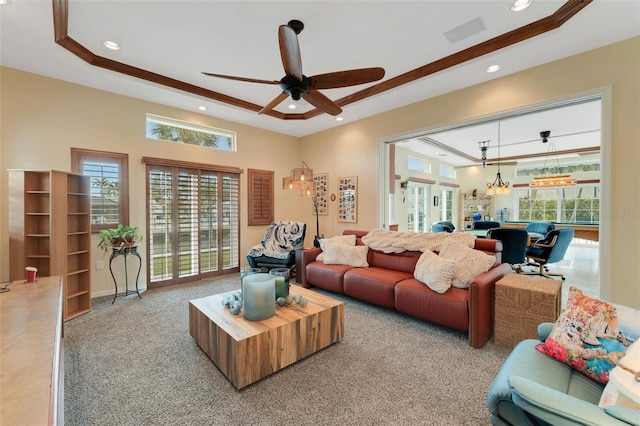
left=312, top=173, right=328, bottom=216
left=337, top=176, right=358, bottom=223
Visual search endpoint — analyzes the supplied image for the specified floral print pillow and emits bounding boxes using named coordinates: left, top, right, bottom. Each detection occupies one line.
left=535, top=286, right=631, bottom=384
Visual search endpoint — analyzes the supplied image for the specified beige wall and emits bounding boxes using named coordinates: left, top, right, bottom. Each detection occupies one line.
left=0, top=67, right=302, bottom=296
left=300, top=37, right=640, bottom=308
left=2, top=37, right=639, bottom=307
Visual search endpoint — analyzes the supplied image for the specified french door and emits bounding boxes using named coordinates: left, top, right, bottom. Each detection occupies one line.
left=146, top=162, right=239, bottom=288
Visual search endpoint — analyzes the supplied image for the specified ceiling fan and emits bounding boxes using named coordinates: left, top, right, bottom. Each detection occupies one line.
left=202, top=20, right=385, bottom=116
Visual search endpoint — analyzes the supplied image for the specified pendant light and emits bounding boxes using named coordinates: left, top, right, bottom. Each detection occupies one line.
left=486, top=122, right=510, bottom=195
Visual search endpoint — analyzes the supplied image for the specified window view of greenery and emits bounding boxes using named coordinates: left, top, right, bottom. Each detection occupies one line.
left=517, top=186, right=599, bottom=224
left=516, top=162, right=600, bottom=177
left=148, top=167, right=239, bottom=284
left=85, top=161, right=120, bottom=225
left=146, top=114, right=235, bottom=151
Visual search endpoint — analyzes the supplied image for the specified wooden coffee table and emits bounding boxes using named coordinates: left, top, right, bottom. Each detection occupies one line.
left=189, top=285, right=344, bottom=389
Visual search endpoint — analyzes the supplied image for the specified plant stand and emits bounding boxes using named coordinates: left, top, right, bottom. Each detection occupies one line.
left=109, top=245, right=142, bottom=304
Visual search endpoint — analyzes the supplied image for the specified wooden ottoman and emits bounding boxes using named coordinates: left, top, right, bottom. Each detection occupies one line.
left=494, top=274, right=562, bottom=348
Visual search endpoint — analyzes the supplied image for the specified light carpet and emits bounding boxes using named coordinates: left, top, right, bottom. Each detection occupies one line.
left=64, top=275, right=510, bottom=425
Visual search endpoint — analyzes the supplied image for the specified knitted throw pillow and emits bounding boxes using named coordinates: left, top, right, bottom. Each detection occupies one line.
left=438, top=238, right=495, bottom=289
left=413, top=250, right=456, bottom=293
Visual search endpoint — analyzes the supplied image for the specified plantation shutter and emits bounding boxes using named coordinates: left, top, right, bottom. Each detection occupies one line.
left=248, top=169, right=274, bottom=226
left=143, top=157, right=242, bottom=287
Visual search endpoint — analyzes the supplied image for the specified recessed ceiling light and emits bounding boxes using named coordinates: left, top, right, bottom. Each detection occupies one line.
left=0, top=0, right=12, bottom=6
left=486, top=64, right=501, bottom=73
left=102, top=40, right=120, bottom=51
left=288, top=104, right=296, bottom=110
left=336, top=117, right=344, bottom=122
left=198, top=106, right=207, bottom=111
left=436, top=152, right=448, bottom=157
left=511, top=0, right=532, bottom=12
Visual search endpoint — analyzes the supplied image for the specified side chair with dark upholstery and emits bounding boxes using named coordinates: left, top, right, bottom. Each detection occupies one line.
left=431, top=221, right=455, bottom=233
left=522, top=228, right=574, bottom=280
left=247, top=221, right=306, bottom=272
left=472, top=221, right=501, bottom=230
left=487, top=228, right=529, bottom=271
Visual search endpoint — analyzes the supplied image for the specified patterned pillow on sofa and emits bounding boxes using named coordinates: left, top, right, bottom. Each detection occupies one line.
left=536, top=286, right=631, bottom=384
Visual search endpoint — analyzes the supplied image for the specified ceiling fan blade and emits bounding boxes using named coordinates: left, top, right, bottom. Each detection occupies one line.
left=278, top=25, right=303, bottom=81
left=258, top=92, right=289, bottom=115
left=311, top=67, right=386, bottom=90
left=202, top=72, right=279, bottom=85
left=303, top=90, right=342, bottom=116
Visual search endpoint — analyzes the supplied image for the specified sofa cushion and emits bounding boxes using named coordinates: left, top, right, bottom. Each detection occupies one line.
left=305, top=262, right=352, bottom=294
left=535, top=286, right=631, bottom=384
left=439, top=239, right=496, bottom=289
left=322, top=243, right=369, bottom=267
left=413, top=249, right=456, bottom=293
left=368, top=249, right=420, bottom=274
left=394, top=279, right=469, bottom=331
left=317, top=234, right=357, bottom=262
left=343, top=267, right=411, bottom=309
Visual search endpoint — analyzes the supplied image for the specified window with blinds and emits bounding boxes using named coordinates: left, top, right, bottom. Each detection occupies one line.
left=145, top=158, right=241, bottom=287
left=71, top=148, right=129, bottom=231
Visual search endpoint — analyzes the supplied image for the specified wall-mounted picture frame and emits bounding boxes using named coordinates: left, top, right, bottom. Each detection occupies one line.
left=312, top=173, right=328, bottom=216
left=337, top=176, right=358, bottom=223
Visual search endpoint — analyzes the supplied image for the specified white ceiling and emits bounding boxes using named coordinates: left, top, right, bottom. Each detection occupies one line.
left=397, top=97, right=603, bottom=166
left=1, top=0, right=639, bottom=161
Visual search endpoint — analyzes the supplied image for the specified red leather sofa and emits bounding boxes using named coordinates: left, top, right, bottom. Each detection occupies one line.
left=300, top=230, right=512, bottom=348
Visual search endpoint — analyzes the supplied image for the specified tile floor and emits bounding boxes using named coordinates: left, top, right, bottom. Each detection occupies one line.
left=521, top=238, right=600, bottom=306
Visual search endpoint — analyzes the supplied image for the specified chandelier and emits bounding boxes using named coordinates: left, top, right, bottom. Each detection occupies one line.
left=529, top=131, right=577, bottom=188
left=282, top=161, right=313, bottom=192
left=486, top=122, right=510, bottom=195
left=282, top=161, right=322, bottom=247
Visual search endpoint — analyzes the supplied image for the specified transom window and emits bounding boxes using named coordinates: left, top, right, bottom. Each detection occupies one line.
left=407, top=155, right=430, bottom=173
left=146, top=114, right=236, bottom=152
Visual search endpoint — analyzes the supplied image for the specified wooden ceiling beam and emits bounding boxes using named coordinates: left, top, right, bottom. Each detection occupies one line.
left=51, top=0, right=591, bottom=121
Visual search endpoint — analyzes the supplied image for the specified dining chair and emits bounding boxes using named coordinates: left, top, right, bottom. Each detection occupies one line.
left=487, top=228, right=529, bottom=271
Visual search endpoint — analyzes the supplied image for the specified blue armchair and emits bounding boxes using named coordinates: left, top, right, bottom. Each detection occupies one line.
left=487, top=323, right=640, bottom=426
left=431, top=221, right=455, bottom=233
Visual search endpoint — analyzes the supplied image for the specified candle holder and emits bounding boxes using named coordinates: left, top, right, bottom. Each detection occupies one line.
left=269, top=268, right=290, bottom=299
left=242, top=273, right=276, bottom=321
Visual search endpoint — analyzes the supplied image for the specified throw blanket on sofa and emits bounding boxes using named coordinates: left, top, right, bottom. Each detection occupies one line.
left=247, top=221, right=306, bottom=259
left=361, top=229, right=476, bottom=253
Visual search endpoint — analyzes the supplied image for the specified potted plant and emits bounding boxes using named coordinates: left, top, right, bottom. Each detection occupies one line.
left=98, top=224, right=143, bottom=253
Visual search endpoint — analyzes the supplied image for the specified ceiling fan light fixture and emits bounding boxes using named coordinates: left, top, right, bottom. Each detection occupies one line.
left=540, top=130, right=551, bottom=143
left=288, top=103, right=296, bottom=110
left=511, top=0, right=532, bottom=12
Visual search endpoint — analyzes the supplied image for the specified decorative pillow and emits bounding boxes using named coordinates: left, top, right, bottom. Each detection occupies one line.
left=438, top=239, right=495, bottom=289
left=536, top=286, right=631, bottom=384
left=322, top=243, right=369, bottom=267
left=317, top=234, right=357, bottom=262
left=413, top=250, right=456, bottom=293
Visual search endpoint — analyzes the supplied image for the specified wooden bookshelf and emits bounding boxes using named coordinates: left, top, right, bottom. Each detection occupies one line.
left=9, top=170, right=91, bottom=321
